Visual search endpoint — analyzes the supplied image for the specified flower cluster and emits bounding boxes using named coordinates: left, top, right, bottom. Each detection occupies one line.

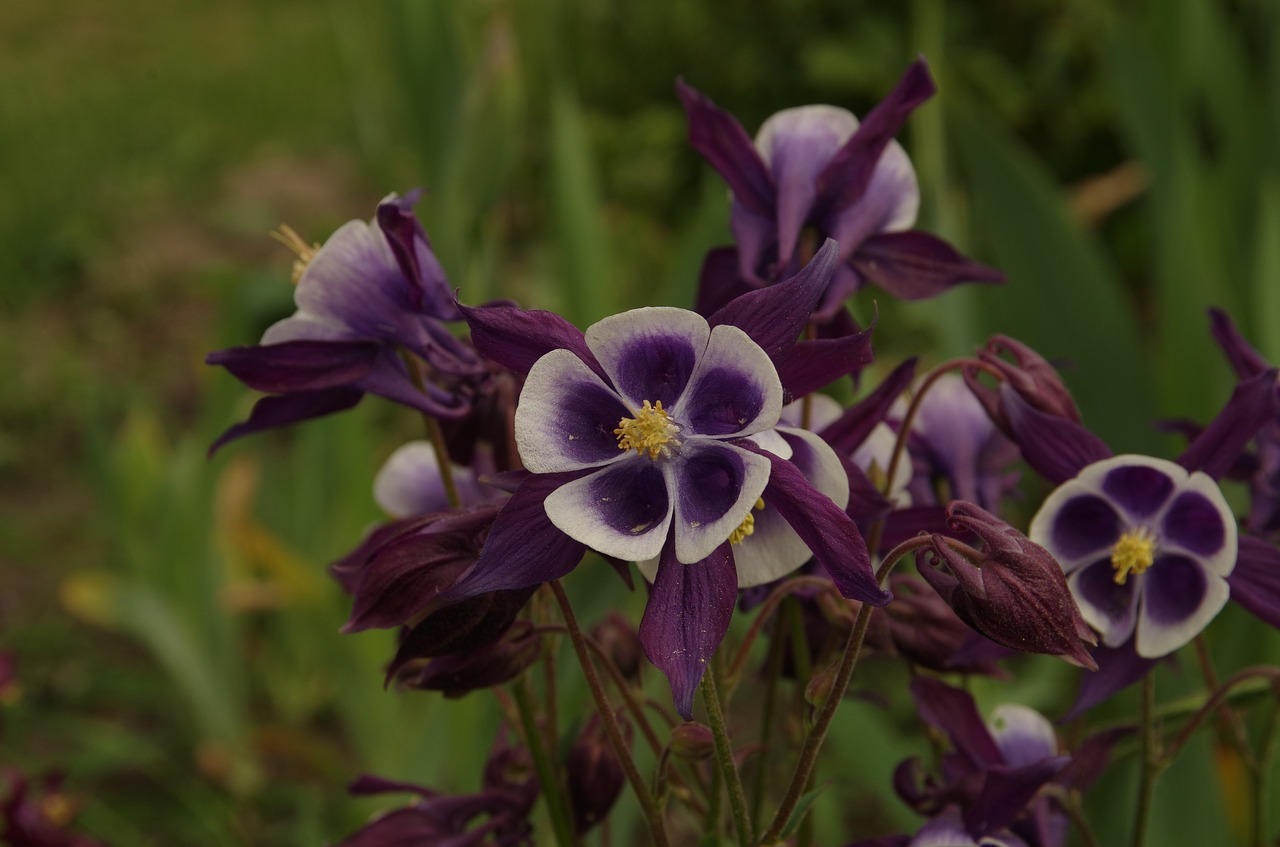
left=207, top=57, right=1280, bottom=847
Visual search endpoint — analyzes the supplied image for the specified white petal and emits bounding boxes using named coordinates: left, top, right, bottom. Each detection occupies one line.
left=543, top=460, right=674, bottom=562
left=584, top=307, right=710, bottom=410
left=671, top=440, right=772, bottom=564
left=515, top=349, right=633, bottom=473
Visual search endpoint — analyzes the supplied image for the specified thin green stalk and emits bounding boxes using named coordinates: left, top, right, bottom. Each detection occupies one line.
left=1253, top=697, right=1280, bottom=847
left=750, top=612, right=787, bottom=831
left=703, top=667, right=755, bottom=846
left=549, top=581, right=669, bottom=847
left=1131, top=673, right=1161, bottom=847
left=399, top=348, right=462, bottom=508
left=512, top=675, right=579, bottom=847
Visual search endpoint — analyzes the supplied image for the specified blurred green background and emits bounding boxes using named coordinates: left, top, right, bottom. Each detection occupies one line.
left=2, top=0, right=1278, bottom=844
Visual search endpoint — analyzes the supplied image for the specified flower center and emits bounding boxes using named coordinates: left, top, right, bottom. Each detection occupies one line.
left=271, top=224, right=322, bottom=284
left=729, top=498, right=766, bottom=545
left=614, top=400, right=680, bottom=460
left=1110, top=527, right=1156, bottom=585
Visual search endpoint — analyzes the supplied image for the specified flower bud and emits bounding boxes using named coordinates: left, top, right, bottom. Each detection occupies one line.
left=402, top=619, right=541, bottom=697
left=669, top=722, right=716, bottom=762
left=566, top=714, right=630, bottom=834
left=965, top=335, right=1080, bottom=437
left=590, top=612, right=644, bottom=685
left=915, top=501, right=1097, bottom=669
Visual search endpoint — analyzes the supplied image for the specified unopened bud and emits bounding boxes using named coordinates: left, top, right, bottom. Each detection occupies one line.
left=669, top=722, right=715, bottom=762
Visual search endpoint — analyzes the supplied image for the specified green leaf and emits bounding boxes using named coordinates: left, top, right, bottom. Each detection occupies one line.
left=778, top=783, right=830, bottom=841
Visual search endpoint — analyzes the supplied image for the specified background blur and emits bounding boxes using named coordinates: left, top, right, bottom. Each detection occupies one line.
left=2, top=0, right=1278, bottom=844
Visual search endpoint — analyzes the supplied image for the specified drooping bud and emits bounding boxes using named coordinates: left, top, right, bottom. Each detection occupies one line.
left=873, top=574, right=1007, bottom=677
left=590, top=612, right=645, bottom=686
left=566, top=714, right=630, bottom=835
left=400, top=619, right=541, bottom=697
left=915, top=501, right=1097, bottom=669
left=668, top=722, right=716, bottom=762
left=965, top=335, right=1081, bottom=437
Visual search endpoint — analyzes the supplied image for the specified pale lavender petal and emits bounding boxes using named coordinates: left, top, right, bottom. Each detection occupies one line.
left=730, top=427, right=848, bottom=587
left=584, top=307, right=709, bottom=409
left=1069, top=558, right=1138, bottom=647
left=1100, top=460, right=1175, bottom=520
left=638, top=538, right=737, bottom=719
left=374, top=441, right=452, bottom=517
left=987, top=704, right=1057, bottom=768
left=1136, top=555, right=1228, bottom=657
left=676, top=324, right=782, bottom=438
left=671, top=440, right=771, bottom=564
left=544, top=458, right=673, bottom=562
left=908, top=814, right=978, bottom=847
left=1160, top=480, right=1236, bottom=575
left=823, top=139, right=918, bottom=262
left=515, top=350, right=632, bottom=473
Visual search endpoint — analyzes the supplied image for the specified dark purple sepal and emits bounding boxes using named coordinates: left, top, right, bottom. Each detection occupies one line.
left=446, top=471, right=589, bottom=599
left=1176, top=368, right=1279, bottom=480
left=967, top=336, right=1082, bottom=431
left=458, top=300, right=605, bottom=379
left=740, top=439, right=889, bottom=605
left=820, top=357, right=918, bottom=452
left=852, top=230, right=1005, bottom=300
left=1003, top=386, right=1112, bottom=485
left=964, top=758, right=1066, bottom=839
left=1064, top=641, right=1162, bottom=721
left=910, top=676, right=1002, bottom=769
left=386, top=588, right=536, bottom=681
left=709, top=239, right=840, bottom=363
left=347, top=773, right=437, bottom=798
left=1209, top=308, right=1270, bottom=378
left=331, top=516, right=427, bottom=594
left=638, top=538, right=737, bottom=719
left=376, top=192, right=455, bottom=319
left=354, top=350, right=470, bottom=419
left=1226, top=535, right=1280, bottom=629
left=676, top=79, right=775, bottom=216
left=844, top=456, right=894, bottom=527
left=206, top=340, right=379, bottom=393
left=1055, top=726, right=1133, bottom=792
left=207, top=387, right=363, bottom=455
left=814, top=58, right=935, bottom=213
left=694, top=246, right=753, bottom=318
left=405, top=618, right=541, bottom=697
left=775, top=318, right=875, bottom=397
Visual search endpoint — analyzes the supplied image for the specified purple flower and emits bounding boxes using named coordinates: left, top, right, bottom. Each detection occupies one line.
left=372, top=440, right=501, bottom=518
left=446, top=244, right=889, bottom=716
left=207, top=193, right=484, bottom=452
left=680, top=59, right=1003, bottom=320
left=1029, top=455, right=1237, bottom=658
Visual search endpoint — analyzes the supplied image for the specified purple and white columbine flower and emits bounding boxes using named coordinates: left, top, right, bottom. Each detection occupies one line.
left=1029, top=455, right=1237, bottom=659
left=516, top=306, right=785, bottom=565
left=680, top=59, right=1003, bottom=320
left=207, top=192, right=484, bottom=452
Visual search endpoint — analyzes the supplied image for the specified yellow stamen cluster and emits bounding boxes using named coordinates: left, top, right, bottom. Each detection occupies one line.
left=729, top=498, right=767, bottom=545
left=614, top=400, right=679, bottom=459
left=271, top=224, right=322, bottom=284
left=1111, top=527, right=1156, bottom=585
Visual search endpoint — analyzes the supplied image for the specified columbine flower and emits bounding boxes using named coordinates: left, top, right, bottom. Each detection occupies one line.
left=207, top=192, right=484, bottom=452
left=679, top=59, right=1003, bottom=320
left=445, top=243, right=889, bottom=716
left=1029, top=454, right=1237, bottom=659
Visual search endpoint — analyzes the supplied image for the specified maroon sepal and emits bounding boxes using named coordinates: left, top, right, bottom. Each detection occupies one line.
left=208, top=388, right=363, bottom=456
left=676, top=79, right=775, bottom=216
left=819, top=357, right=918, bottom=453
left=458, top=299, right=605, bottom=379
left=852, top=230, right=1005, bottom=300
left=1177, top=368, right=1279, bottom=480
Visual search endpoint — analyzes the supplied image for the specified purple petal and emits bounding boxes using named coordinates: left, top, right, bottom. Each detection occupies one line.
left=638, top=538, right=737, bottom=719
left=375, top=193, right=456, bottom=320
left=676, top=79, right=775, bottom=216
left=1177, top=368, right=1279, bottom=480
left=1065, top=640, right=1161, bottom=720
left=909, top=677, right=1002, bottom=770
left=851, top=230, right=1005, bottom=300
left=677, top=325, right=782, bottom=438
left=821, top=141, right=919, bottom=262
left=585, top=307, right=708, bottom=410
left=208, top=388, right=363, bottom=455
left=964, top=759, right=1065, bottom=838
left=819, top=357, right=918, bottom=452
left=739, top=439, right=889, bottom=605
left=1003, top=386, right=1112, bottom=485
left=672, top=439, right=772, bottom=564
left=1161, top=490, right=1229, bottom=558
left=207, top=340, right=378, bottom=393
left=814, top=59, right=935, bottom=214
left=447, top=471, right=588, bottom=598
left=1136, top=554, right=1228, bottom=657
left=708, top=239, right=840, bottom=362
left=1209, top=308, right=1269, bottom=379
left=694, top=246, right=753, bottom=318
left=354, top=350, right=470, bottom=419
left=1069, top=557, right=1138, bottom=647
left=1100, top=461, right=1175, bottom=520
left=515, top=350, right=632, bottom=473
left=1227, top=535, right=1280, bottom=628
left=544, top=459, right=674, bottom=562
left=1046, top=493, right=1122, bottom=565
left=459, top=300, right=605, bottom=379
left=775, top=320, right=876, bottom=398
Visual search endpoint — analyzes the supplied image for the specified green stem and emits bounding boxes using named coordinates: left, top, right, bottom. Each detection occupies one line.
left=1132, top=673, right=1161, bottom=847
left=725, top=576, right=839, bottom=688
left=750, top=609, right=787, bottom=831
left=1253, top=696, right=1280, bottom=847
left=549, top=581, right=669, bottom=847
left=1162, top=667, right=1280, bottom=764
left=512, top=674, right=579, bottom=847
left=703, top=668, right=754, bottom=846
left=399, top=348, right=462, bottom=508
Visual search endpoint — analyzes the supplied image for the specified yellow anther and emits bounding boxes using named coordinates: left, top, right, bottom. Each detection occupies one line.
left=729, top=498, right=766, bottom=545
left=270, top=224, right=322, bottom=284
left=614, top=400, right=680, bottom=459
left=1111, top=527, right=1156, bottom=585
